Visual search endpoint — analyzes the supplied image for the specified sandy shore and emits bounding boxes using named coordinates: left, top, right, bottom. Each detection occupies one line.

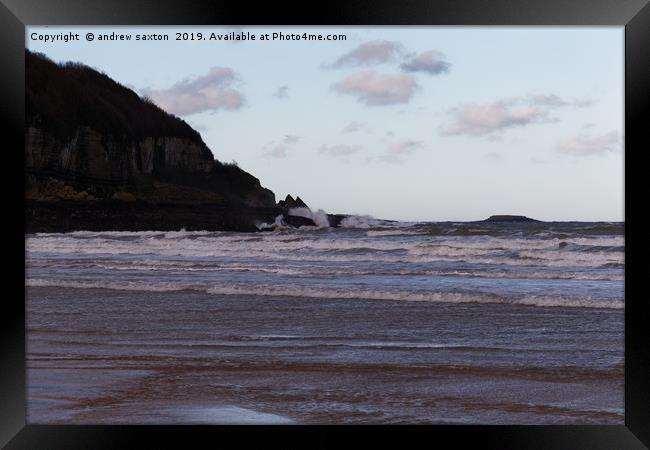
left=27, top=287, right=623, bottom=424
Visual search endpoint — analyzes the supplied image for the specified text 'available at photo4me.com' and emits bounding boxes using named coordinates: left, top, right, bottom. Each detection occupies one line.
left=29, top=30, right=349, bottom=43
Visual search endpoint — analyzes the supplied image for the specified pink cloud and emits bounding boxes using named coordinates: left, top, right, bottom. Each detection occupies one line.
left=142, top=67, right=244, bottom=116
left=333, top=71, right=418, bottom=106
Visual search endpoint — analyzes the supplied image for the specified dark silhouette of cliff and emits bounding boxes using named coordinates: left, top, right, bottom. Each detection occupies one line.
left=25, top=50, right=275, bottom=208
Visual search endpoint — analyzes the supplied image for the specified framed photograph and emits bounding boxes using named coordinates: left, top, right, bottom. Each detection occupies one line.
left=2, top=0, right=648, bottom=448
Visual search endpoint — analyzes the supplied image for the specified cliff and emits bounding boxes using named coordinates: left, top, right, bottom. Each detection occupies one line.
left=25, top=50, right=275, bottom=209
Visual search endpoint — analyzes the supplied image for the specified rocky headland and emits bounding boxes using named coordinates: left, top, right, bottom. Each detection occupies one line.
left=25, top=51, right=334, bottom=232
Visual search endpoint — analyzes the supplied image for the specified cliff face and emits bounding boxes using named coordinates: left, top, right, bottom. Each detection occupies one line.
left=25, top=50, right=275, bottom=208
left=26, top=126, right=213, bottom=186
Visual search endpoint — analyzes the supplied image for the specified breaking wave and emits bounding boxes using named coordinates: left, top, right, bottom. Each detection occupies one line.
left=26, top=278, right=622, bottom=309
left=26, top=221, right=624, bottom=312
left=288, top=207, right=330, bottom=228
left=26, top=231, right=624, bottom=268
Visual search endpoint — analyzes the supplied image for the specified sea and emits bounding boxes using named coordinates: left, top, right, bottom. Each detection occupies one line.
left=25, top=218, right=625, bottom=424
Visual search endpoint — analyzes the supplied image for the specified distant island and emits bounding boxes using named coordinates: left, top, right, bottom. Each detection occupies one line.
left=25, top=50, right=337, bottom=233
left=482, top=215, right=541, bottom=223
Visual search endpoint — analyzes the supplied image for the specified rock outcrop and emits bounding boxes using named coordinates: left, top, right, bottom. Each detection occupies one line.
left=278, top=194, right=309, bottom=209
left=293, top=196, right=308, bottom=208
left=25, top=201, right=286, bottom=233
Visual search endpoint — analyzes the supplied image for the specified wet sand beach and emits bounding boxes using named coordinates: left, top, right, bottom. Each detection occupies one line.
left=27, top=287, right=623, bottom=424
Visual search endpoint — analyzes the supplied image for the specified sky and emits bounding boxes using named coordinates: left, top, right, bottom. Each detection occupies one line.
left=27, top=26, right=624, bottom=221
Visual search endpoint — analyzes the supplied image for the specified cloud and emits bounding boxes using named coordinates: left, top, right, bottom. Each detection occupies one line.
left=263, top=144, right=289, bottom=158
left=528, top=94, right=568, bottom=107
left=440, top=94, right=594, bottom=137
left=529, top=94, right=594, bottom=108
left=572, top=98, right=595, bottom=108
left=262, top=135, right=301, bottom=158
left=319, top=144, right=362, bottom=157
left=333, top=71, right=418, bottom=106
left=326, top=40, right=405, bottom=68
left=142, top=67, right=244, bottom=116
left=556, top=131, right=621, bottom=156
left=341, top=121, right=364, bottom=134
left=441, top=100, right=547, bottom=136
left=387, top=139, right=424, bottom=155
left=400, top=50, right=450, bottom=75
left=375, top=139, right=425, bottom=164
left=273, top=85, right=289, bottom=99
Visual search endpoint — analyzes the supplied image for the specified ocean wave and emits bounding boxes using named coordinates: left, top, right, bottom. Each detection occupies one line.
left=412, top=222, right=624, bottom=238
left=26, top=278, right=623, bottom=309
left=339, top=215, right=416, bottom=229
left=366, top=229, right=423, bottom=237
left=27, top=245, right=623, bottom=269
left=27, top=257, right=623, bottom=281
left=26, top=227, right=624, bottom=258
left=27, top=230, right=624, bottom=248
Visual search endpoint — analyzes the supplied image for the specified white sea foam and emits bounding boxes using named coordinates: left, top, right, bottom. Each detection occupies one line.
left=366, top=229, right=423, bottom=237
left=26, top=278, right=623, bottom=309
left=26, top=224, right=624, bottom=312
left=339, top=215, right=386, bottom=228
left=27, top=255, right=623, bottom=281
left=27, top=232, right=623, bottom=268
left=288, top=207, right=330, bottom=228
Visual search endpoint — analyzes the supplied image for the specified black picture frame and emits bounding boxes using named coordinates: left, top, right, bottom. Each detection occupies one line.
left=2, top=0, right=648, bottom=448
